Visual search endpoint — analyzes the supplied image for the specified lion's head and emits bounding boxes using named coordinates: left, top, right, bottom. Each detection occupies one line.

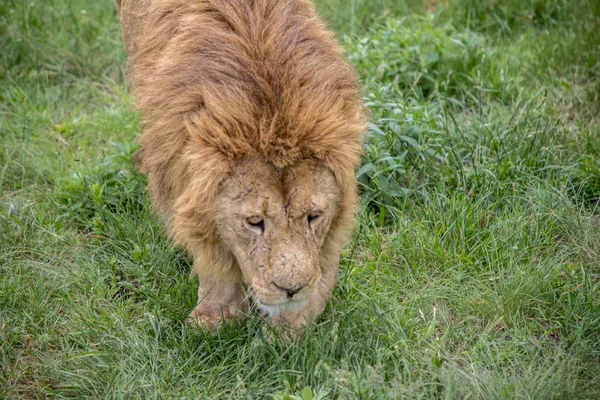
left=213, top=156, right=340, bottom=314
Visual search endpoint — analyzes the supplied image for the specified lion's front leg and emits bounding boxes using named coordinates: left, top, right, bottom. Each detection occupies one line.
left=188, top=267, right=248, bottom=330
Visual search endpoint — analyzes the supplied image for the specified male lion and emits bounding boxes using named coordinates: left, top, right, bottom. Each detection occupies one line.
left=115, top=0, right=365, bottom=334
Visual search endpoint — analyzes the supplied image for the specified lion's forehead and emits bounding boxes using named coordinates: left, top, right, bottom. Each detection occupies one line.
left=234, top=190, right=313, bottom=219
left=224, top=157, right=334, bottom=214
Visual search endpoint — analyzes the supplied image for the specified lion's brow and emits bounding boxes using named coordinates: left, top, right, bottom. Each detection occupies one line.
left=232, top=188, right=253, bottom=201
left=261, top=198, right=270, bottom=214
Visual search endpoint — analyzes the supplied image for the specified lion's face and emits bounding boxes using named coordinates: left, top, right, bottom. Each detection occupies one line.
left=213, top=156, right=340, bottom=314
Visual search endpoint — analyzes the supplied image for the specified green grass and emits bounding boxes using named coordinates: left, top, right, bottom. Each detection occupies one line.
left=1, top=0, right=599, bottom=397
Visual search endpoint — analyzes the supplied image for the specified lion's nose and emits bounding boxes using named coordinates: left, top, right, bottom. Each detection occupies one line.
left=272, top=282, right=306, bottom=298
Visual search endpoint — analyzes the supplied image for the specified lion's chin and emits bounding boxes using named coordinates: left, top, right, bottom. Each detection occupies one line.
left=254, top=298, right=308, bottom=317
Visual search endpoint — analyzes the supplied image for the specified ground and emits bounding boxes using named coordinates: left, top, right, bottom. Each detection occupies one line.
left=1, top=0, right=599, bottom=398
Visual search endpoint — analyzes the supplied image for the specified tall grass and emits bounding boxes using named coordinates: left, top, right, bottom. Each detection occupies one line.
left=1, top=0, right=599, bottom=397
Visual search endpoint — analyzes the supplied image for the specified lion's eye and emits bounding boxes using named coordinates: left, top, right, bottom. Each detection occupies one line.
left=307, top=212, right=322, bottom=226
left=247, top=217, right=265, bottom=234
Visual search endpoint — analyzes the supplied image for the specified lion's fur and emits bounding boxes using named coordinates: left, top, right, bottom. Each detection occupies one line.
left=116, top=0, right=365, bottom=310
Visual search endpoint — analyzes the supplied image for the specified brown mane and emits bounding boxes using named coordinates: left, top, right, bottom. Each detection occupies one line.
left=121, top=0, right=365, bottom=258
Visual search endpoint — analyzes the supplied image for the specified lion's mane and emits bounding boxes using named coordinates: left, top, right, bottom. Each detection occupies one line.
left=120, top=0, right=365, bottom=270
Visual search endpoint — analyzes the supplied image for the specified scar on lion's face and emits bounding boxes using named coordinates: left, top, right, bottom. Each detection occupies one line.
left=214, top=156, right=340, bottom=310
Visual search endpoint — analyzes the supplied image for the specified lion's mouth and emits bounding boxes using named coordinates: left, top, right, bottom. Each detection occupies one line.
left=252, top=296, right=308, bottom=317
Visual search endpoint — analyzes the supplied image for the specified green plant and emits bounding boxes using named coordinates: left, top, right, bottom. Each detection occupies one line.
left=346, top=15, right=491, bottom=102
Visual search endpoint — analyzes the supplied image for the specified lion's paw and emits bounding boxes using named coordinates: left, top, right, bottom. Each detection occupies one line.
left=186, top=308, right=238, bottom=332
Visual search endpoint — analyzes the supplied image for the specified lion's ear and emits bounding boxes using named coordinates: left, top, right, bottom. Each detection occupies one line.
left=131, top=146, right=145, bottom=172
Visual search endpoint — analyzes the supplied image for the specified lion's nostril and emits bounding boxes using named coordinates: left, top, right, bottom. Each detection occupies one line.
left=272, top=282, right=305, bottom=298
left=286, top=286, right=303, bottom=298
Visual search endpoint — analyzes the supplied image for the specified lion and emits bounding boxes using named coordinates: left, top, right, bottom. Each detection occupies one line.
left=115, top=0, right=365, bottom=334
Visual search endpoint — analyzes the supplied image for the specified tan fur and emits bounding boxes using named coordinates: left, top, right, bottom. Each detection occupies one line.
left=116, top=0, right=365, bottom=334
